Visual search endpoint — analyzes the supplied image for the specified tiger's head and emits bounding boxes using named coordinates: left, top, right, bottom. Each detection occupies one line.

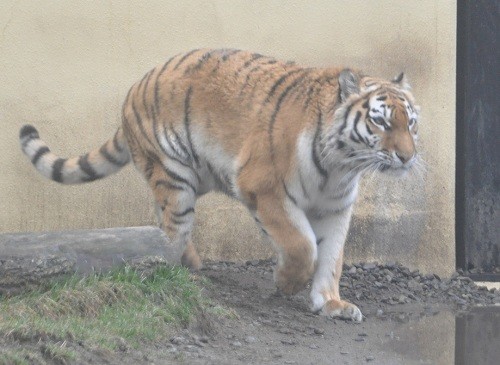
left=325, top=69, right=420, bottom=176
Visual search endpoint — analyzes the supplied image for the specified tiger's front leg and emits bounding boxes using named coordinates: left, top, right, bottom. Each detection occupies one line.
left=255, top=193, right=317, bottom=295
left=309, top=207, right=363, bottom=322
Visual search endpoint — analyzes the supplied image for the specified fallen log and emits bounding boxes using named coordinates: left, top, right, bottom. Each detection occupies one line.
left=0, top=226, right=182, bottom=295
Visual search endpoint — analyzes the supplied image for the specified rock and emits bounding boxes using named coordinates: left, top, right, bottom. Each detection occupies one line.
left=348, top=267, right=357, bottom=274
left=171, top=336, right=186, bottom=345
left=230, top=341, right=242, bottom=347
left=407, top=280, right=422, bottom=292
left=115, top=337, right=128, bottom=352
left=363, top=263, right=377, bottom=271
left=244, top=336, right=257, bottom=343
left=313, top=328, right=325, bottom=335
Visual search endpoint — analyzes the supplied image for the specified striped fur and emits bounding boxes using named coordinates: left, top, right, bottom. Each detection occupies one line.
left=19, top=49, right=420, bottom=321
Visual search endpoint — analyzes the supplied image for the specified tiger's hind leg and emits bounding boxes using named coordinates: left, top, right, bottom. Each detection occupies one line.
left=135, top=153, right=202, bottom=270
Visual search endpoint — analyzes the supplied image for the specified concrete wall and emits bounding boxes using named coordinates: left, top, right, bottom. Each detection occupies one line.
left=0, top=1, right=456, bottom=276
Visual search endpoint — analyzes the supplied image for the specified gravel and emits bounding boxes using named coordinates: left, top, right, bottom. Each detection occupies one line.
left=338, top=261, right=499, bottom=308
left=204, top=259, right=499, bottom=310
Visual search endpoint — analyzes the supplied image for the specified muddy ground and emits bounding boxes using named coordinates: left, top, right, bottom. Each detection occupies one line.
left=2, top=259, right=499, bottom=365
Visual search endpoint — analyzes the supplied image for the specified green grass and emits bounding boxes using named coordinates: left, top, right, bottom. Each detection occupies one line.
left=0, top=351, right=30, bottom=365
left=0, top=265, right=213, bottom=352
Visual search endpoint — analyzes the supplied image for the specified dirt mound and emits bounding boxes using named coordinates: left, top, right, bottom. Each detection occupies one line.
left=1, top=260, right=498, bottom=365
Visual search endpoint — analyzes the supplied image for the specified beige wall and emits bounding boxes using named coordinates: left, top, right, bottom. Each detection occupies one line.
left=0, top=1, right=456, bottom=276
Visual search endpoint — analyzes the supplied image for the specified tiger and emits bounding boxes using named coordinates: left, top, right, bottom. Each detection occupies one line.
left=19, top=48, right=420, bottom=322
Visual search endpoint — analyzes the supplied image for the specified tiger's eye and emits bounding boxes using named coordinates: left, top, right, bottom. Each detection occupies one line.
left=371, top=116, right=389, bottom=130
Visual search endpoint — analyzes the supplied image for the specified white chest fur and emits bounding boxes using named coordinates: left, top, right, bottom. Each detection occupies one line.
left=290, top=131, right=360, bottom=218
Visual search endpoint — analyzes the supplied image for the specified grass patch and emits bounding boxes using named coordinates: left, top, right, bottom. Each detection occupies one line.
left=0, top=265, right=212, bottom=351
left=41, top=343, right=77, bottom=363
left=0, top=350, right=30, bottom=365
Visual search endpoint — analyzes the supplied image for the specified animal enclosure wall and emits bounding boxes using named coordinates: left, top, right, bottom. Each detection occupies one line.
left=0, top=1, right=456, bottom=276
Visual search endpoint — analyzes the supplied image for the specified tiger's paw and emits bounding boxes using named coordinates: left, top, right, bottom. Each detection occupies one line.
left=274, top=262, right=314, bottom=296
left=320, top=299, right=363, bottom=322
left=181, top=242, right=203, bottom=271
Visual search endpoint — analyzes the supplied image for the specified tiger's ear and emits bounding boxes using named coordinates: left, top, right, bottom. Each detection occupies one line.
left=339, top=69, right=360, bottom=102
left=392, top=72, right=411, bottom=90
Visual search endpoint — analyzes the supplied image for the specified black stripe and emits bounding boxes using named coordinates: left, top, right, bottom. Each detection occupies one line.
left=376, top=95, right=387, bottom=101
left=337, top=104, right=353, bottom=136
left=155, top=179, right=169, bottom=188
left=170, top=217, right=186, bottom=225
left=268, top=73, right=307, bottom=161
left=99, top=145, right=127, bottom=166
left=52, top=158, right=66, bottom=183
left=164, top=167, right=196, bottom=193
left=142, top=70, right=154, bottom=119
left=265, top=69, right=303, bottom=102
left=151, top=106, right=189, bottom=167
left=151, top=103, right=164, bottom=152
left=131, top=100, right=155, bottom=148
left=336, top=81, right=343, bottom=105
left=221, top=49, right=240, bottom=61
left=351, top=111, right=367, bottom=144
left=162, top=141, right=190, bottom=167
left=234, top=53, right=263, bottom=77
left=143, top=159, right=154, bottom=180
left=183, top=87, right=199, bottom=166
left=154, top=55, right=177, bottom=113
left=186, top=50, right=213, bottom=74
left=303, top=77, right=321, bottom=110
left=137, top=70, right=151, bottom=93
left=169, top=125, right=191, bottom=158
left=239, top=60, right=277, bottom=95
left=173, top=49, right=200, bottom=70
left=161, top=127, right=183, bottom=160
left=31, top=146, right=50, bottom=165
left=78, top=154, right=100, bottom=181
left=316, top=238, right=324, bottom=246
left=172, top=207, right=195, bottom=217
left=336, top=140, right=346, bottom=150
left=283, top=182, right=298, bottom=205
left=353, top=111, right=361, bottom=128
left=312, top=111, right=328, bottom=179
left=365, top=122, right=374, bottom=135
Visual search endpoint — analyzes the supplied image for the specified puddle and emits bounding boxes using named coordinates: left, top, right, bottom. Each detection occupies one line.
left=376, top=306, right=500, bottom=365
left=455, top=306, right=500, bottom=365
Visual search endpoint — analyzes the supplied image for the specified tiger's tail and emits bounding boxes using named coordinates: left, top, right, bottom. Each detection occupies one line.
left=19, top=124, right=131, bottom=184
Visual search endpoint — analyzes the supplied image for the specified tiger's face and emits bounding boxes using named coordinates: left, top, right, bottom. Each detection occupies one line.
left=329, top=72, right=420, bottom=176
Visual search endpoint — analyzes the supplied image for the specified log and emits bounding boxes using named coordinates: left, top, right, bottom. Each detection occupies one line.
left=0, top=226, right=183, bottom=295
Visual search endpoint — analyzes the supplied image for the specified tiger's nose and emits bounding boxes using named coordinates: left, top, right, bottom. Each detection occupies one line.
left=396, top=152, right=414, bottom=164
